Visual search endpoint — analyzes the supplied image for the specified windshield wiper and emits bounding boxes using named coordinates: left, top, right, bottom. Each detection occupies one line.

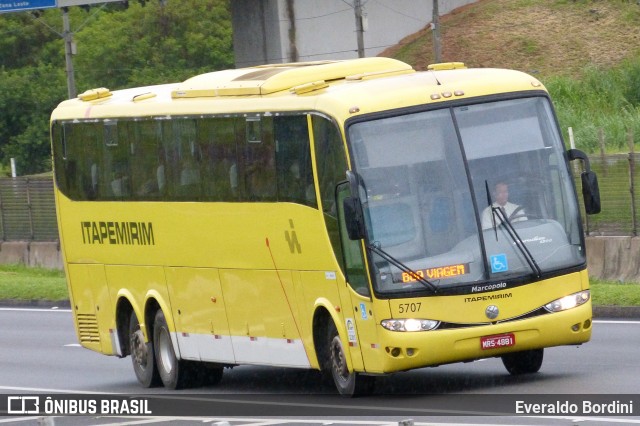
left=366, top=242, right=438, bottom=293
left=485, top=181, right=499, bottom=240
left=484, top=180, right=542, bottom=278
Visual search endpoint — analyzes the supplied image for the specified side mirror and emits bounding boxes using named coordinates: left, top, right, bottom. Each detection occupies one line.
left=567, top=148, right=601, bottom=215
left=343, top=196, right=366, bottom=240
left=581, top=170, right=601, bottom=215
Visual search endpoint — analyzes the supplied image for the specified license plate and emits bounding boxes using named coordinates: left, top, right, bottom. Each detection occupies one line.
left=480, top=333, right=515, bottom=350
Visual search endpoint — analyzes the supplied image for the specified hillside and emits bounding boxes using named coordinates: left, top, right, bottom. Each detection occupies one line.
left=381, top=0, right=640, bottom=79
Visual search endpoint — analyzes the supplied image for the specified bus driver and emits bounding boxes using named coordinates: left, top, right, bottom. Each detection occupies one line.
left=481, top=182, right=526, bottom=229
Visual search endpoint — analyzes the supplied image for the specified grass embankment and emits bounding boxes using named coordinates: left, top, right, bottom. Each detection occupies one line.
left=590, top=278, right=640, bottom=307
left=0, top=264, right=68, bottom=301
left=0, top=264, right=637, bottom=306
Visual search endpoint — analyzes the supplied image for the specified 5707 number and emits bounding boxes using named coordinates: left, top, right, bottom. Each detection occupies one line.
left=398, top=302, right=421, bottom=314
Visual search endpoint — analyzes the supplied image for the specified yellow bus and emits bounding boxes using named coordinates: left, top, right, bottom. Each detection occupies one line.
left=50, top=57, right=600, bottom=396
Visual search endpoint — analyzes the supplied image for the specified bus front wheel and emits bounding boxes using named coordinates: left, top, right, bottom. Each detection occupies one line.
left=129, top=312, right=160, bottom=387
left=153, top=310, right=198, bottom=389
left=501, top=349, right=544, bottom=375
left=325, top=321, right=374, bottom=397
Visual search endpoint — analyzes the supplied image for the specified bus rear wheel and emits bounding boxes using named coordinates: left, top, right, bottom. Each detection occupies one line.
left=325, top=321, right=374, bottom=397
left=153, top=310, right=197, bottom=389
left=129, top=312, right=160, bottom=387
left=502, top=349, right=544, bottom=375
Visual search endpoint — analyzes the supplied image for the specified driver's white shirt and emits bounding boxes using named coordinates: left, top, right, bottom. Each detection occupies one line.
left=481, top=201, right=525, bottom=229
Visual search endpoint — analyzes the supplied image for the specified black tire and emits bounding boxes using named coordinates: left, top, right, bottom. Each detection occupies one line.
left=324, top=321, right=374, bottom=397
left=129, top=312, right=161, bottom=387
left=153, top=310, right=197, bottom=390
left=502, top=349, right=544, bottom=375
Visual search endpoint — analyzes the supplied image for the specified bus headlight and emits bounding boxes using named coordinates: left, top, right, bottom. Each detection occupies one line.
left=381, top=318, right=440, bottom=332
left=544, top=290, right=590, bottom=313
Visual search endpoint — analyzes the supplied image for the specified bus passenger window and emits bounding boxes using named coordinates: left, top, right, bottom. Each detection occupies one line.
left=243, top=117, right=276, bottom=201
left=130, top=120, right=164, bottom=199
left=83, top=161, right=99, bottom=200
left=110, top=162, right=130, bottom=198
left=275, top=115, right=316, bottom=207
left=102, top=121, right=133, bottom=199
left=196, top=117, right=240, bottom=201
left=180, top=156, right=201, bottom=187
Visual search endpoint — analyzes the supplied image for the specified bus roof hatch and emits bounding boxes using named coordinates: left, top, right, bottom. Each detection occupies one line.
left=427, top=62, right=467, bottom=71
left=171, top=57, right=414, bottom=98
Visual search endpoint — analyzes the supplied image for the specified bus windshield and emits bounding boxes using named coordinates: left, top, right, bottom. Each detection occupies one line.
left=347, top=97, right=584, bottom=295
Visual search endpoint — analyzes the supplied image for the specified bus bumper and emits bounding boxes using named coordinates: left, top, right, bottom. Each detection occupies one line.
left=371, top=301, right=592, bottom=373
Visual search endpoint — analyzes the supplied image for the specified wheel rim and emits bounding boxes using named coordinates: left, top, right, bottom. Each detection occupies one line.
left=157, top=327, right=175, bottom=374
left=329, top=335, right=350, bottom=383
left=131, top=329, right=148, bottom=369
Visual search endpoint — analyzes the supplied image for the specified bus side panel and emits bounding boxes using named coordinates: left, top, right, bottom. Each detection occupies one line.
left=104, top=265, right=170, bottom=344
left=290, top=270, right=316, bottom=368
left=164, top=267, right=235, bottom=363
left=220, top=269, right=310, bottom=368
left=66, top=263, right=114, bottom=355
left=298, top=270, right=365, bottom=372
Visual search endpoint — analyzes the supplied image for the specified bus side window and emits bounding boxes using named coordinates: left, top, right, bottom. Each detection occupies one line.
left=198, top=117, right=242, bottom=201
left=129, top=120, right=164, bottom=199
left=159, top=119, right=201, bottom=200
left=55, top=122, right=100, bottom=201
left=52, top=123, right=69, bottom=196
left=105, top=121, right=131, bottom=199
left=313, top=115, right=347, bottom=216
left=243, top=116, right=276, bottom=201
left=79, top=123, right=103, bottom=200
left=312, top=114, right=348, bottom=272
left=198, top=118, right=216, bottom=200
left=275, top=115, right=316, bottom=207
left=179, top=120, right=201, bottom=198
left=225, top=118, right=243, bottom=199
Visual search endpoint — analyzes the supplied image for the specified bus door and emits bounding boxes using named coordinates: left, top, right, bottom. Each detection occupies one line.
left=336, top=182, right=382, bottom=373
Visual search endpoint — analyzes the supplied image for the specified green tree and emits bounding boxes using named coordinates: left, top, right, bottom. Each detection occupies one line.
left=0, top=0, right=233, bottom=174
left=73, top=0, right=233, bottom=90
left=0, top=64, right=66, bottom=175
left=0, top=12, right=60, bottom=70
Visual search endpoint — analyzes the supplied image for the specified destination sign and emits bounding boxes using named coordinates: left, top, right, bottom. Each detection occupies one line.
left=401, top=263, right=469, bottom=283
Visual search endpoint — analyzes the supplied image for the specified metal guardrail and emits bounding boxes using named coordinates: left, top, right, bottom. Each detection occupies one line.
left=0, top=177, right=58, bottom=242
left=579, top=153, right=640, bottom=236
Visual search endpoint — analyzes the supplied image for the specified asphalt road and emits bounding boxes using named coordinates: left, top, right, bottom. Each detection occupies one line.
left=0, top=307, right=639, bottom=425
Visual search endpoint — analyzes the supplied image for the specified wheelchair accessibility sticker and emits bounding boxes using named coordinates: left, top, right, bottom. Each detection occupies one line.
left=359, top=303, right=368, bottom=320
left=490, top=254, right=508, bottom=273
